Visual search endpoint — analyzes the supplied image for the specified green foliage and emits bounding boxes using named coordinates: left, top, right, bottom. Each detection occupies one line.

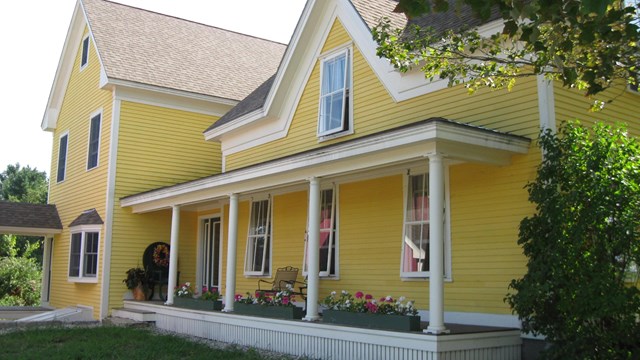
left=0, top=326, right=294, bottom=359
left=0, top=163, right=48, bottom=204
left=0, top=256, right=41, bottom=306
left=374, top=0, right=639, bottom=104
left=0, top=163, right=49, bottom=265
left=505, top=121, right=640, bottom=359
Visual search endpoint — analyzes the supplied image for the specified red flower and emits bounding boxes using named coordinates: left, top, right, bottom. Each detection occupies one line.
left=355, top=291, right=364, bottom=299
left=365, top=294, right=373, bottom=300
left=282, top=296, right=290, bottom=305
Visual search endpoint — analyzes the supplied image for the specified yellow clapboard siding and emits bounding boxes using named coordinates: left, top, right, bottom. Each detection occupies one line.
left=48, top=27, right=112, bottom=319
left=106, top=101, right=222, bottom=311
left=225, top=19, right=540, bottom=171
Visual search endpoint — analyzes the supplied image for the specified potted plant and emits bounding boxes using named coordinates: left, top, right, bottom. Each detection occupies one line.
left=122, top=267, right=149, bottom=301
left=321, top=290, right=421, bottom=332
left=233, top=284, right=304, bottom=320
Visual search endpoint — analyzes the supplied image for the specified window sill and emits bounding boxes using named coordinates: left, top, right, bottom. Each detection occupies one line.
left=317, top=129, right=354, bottom=143
left=68, top=277, right=98, bottom=284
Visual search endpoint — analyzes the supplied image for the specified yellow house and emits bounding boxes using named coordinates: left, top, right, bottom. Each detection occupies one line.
left=23, top=0, right=638, bottom=358
left=37, top=0, right=284, bottom=320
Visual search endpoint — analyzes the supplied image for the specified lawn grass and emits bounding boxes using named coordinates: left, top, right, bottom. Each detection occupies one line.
left=0, top=325, right=288, bottom=360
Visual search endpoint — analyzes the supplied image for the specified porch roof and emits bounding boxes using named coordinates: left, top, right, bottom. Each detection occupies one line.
left=0, top=201, right=62, bottom=236
left=121, top=118, right=531, bottom=213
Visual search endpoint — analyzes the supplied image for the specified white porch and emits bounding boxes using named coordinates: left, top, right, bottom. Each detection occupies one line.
left=121, top=300, right=522, bottom=360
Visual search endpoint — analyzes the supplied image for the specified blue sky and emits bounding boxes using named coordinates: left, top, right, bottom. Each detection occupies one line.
left=0, top=0, right=305, bottom=176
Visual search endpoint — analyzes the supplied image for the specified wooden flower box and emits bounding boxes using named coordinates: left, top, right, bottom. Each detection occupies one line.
left=322, top=310, right=421, bottom=332
left=233, top=303, right=304, bottom=320
left=173, top=297, right=223, bottom=311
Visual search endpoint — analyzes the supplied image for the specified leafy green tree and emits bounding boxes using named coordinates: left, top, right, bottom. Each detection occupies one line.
left=0, top=163, right=48, bottom=204
left=505, top=121, right=640, bottom=359
left=0, top=163, right=49, bottom=264
left=0, top=256, right=41, bottom=306
left=373, top=0, right=639, bottom=106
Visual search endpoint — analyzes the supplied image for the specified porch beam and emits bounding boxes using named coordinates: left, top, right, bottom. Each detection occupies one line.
left=166, top=205, right=181, bottom=305
left=304, top=177, right=320, bottom=321
left=425, top=154, right=448, bottom=334
left=223, top=193, right=239, bottom=312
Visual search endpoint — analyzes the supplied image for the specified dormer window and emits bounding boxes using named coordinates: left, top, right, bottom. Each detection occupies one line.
left=80, top=35, right=90, bottom=70
left=318, top=48, right=352, bottom=138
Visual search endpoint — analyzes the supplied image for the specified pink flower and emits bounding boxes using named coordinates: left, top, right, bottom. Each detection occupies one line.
left=365, top=302, right=378, bottom=313
left=365, top=294, right=373, bottom=300
left=380, top=297, right=386, bottom=302
left=282, top=296, right=290, bottom=305
left=235, top=294, right=242, bottom=301
left=355, top=291, right=364, bottom=299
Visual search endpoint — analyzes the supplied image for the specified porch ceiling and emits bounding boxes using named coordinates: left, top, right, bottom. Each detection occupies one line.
left=0, top=201, right=63, bottom=236
left=121, top=118, right=531, bottom=213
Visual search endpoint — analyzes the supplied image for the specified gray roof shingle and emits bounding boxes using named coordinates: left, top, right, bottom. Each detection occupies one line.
left=207, top=0, right=502, bottom=130
left=69, top=209, right=104, bottom=227
left=82, top=0, right=287, bottom=101
left=0, top=201, right=63, bottom=230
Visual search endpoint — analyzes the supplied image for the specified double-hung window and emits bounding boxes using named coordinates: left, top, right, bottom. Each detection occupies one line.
left=318, top=49, right=351, bottom=137
left=401, top=172, right=451, bottom=278
left=304, top=187, right=338, bottom=277
left=245, top=198, right=272, bottom=276
left=80, top=35, right=90, bottom=69
left=57, top=133, right=69, bottom=183
left=87, top=112, right=101, bottom=169
left=68, top=227, right=100, bottom=282
left=402, top=173, right=430, bottom=276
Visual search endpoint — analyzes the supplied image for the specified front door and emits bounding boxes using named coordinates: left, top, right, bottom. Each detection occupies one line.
left=201, top=217, right=221, bottom=290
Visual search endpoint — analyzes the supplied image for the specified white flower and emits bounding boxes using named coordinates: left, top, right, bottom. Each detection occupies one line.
left=385, top=295, right=392, bottom=302
left=331, top=291, right=336, bottom=296
left=341, top=290, right=348, bottom=295
left=398, top=296, right=406, bottom=302
left=185, top=282, right=191, bottom=286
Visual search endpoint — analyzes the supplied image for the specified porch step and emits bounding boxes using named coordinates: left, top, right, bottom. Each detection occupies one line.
left=111, top=307, right=156, bottom=323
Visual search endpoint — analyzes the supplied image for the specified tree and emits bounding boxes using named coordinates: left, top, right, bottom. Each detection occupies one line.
left=505, top=121, right=640, bottom=359
left=0, top=163, right=48, bottom=204
left=0, top=163, right=49, bottom=264
left=373, top=0, right=639, bottom=107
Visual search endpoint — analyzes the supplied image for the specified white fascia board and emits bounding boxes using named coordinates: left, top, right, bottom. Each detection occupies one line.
left=0, top=227, right=62, bottom=236
left=207, top=0, right=506, bottom=156
left=122, top=121, right=530, bottom=212
left=112, top=84, right=235, bottom=117
left=41, top=1, right=85, bottom=131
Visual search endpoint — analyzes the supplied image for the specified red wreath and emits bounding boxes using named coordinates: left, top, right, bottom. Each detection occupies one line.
left=152, top=244, right=169, bottom=267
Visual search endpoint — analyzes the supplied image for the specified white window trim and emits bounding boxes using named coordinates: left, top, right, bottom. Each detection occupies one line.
left=68, top=224, right=101, bottom=283
left=317, top=46, right=354, bottom=141
left=303, top=185, right=340, bottom=279
left=86, top=109, right=103, bottom=171
left=244, top=196, right=273, bottom=277
left=57, top=131, right=69, bottom=183
left=80, top=35, right=90, bottom=71
left=196, top=214, right=223, bottom=292
left=400, top=167, right=452, bottom=280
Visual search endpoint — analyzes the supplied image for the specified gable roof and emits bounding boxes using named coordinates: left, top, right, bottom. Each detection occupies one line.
left=82, top=0, right=287, bottom=101
left=0, top=201, right=63, bottom=236
left=206, top=0, right=503, bottom=133
left=43, top=0, right=287, bottom=130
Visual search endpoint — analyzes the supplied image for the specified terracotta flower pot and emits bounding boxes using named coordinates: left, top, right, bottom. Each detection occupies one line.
left=132, top=284, right=147, bottom=301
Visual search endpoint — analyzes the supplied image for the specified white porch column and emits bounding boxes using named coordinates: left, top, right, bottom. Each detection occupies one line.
left=223, top=193, right=239, bottom=312
left=425, top=154, right=448, bottom=334
left=304, top=177, right=321, bottom=321
left=165, top=205, right=181, bottom=305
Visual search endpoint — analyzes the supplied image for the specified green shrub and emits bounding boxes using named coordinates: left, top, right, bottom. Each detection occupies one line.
left=0, top=256, right=41, bottom=306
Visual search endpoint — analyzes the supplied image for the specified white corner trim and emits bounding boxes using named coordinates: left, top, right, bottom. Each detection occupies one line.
left=100, top=96, right=121, bottom=320
left=537, top=75, right=556, bottom=133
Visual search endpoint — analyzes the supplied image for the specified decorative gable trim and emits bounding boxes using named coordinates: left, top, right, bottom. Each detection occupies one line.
left=205, top=0, right=505, bottom=158
left=41, top=1, right=107, bottom=131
